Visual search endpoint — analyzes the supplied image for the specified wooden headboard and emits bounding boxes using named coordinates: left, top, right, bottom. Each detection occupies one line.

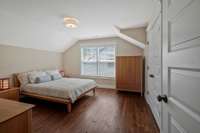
left=13, top=74, right=20, bottom=87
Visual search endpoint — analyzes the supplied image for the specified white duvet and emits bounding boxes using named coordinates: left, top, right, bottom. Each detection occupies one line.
left=21, top=78, right=96, bottom=103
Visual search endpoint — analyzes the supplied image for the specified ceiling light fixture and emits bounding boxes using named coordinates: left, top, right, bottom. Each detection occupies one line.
left=64, top=17, right=79, bottom=28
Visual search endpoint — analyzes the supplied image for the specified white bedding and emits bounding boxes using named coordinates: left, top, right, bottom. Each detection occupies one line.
left=21, top=78, right=96, bottom=103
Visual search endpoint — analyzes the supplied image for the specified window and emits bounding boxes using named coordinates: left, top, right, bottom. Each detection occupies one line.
left=81, top=46, right=115, bottom=77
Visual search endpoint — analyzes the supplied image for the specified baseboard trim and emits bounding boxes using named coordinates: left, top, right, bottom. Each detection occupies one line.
left=145, top=93, right=160, bottom=129
left=145, top=97, right=160, bottom=132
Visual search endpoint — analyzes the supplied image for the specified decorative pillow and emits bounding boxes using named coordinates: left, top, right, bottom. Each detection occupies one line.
left=17, top=72, right=29, bottom=86
left=28, top=71, right=47, bottom=84
left=35, top=75, right=51, bottom=83
left=51, top=74, right=62, bottom=80
left=46, top=69, right=60, bottom=75
left=46, top=70, right=62, bottom=80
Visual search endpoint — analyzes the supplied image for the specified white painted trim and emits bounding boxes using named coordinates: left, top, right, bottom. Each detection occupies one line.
left=78, top=34, right=117, bottom=41
left=67, top=74, right=115, bottom=80
left=114, top=26, right=146, bottom=49
left=146, top=0, right=161, bottom=31
left=119, top=22, right=148, bottom=29
left=146, top=11, right=161, bottom=32
left=145, top=93, right=161, bottom=128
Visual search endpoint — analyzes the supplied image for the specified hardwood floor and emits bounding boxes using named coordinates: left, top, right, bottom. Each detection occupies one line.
left=21, top=89, right=159, bottom=133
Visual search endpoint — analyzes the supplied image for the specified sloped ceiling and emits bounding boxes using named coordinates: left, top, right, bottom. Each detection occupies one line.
left=0, top=0, right=157, bottom=52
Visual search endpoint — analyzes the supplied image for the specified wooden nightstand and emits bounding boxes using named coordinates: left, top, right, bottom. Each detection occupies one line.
left=0, top=88, right=19, bottom=101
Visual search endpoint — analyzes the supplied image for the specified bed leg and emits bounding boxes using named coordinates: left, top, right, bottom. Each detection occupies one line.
left=93, top=88, right=96, bottom=96
left=67, top=103, right=72, bottom=113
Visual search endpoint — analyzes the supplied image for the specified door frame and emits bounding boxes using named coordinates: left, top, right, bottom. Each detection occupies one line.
left=145, top=1, right=162, bottom=128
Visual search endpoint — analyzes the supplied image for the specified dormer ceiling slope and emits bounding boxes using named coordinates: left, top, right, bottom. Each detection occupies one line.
left=0, top=0, right=157, bottom=52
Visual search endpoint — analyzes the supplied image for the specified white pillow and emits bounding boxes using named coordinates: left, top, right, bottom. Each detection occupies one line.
left=46, top=70, right=62, bottom=80
left=28, top=71, right=47, bottom=84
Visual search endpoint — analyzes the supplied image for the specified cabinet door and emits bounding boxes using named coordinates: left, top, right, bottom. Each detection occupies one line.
left=116, top=56, right=142, bottom=92
left=116, top=56, right=129, bottom=89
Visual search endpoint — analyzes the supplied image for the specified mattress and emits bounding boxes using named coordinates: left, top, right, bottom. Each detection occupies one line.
left=21, top=78, right=96, bottom=103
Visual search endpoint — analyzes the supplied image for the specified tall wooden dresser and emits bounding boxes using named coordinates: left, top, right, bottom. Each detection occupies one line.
left=116, top=56, right=143, bottom=95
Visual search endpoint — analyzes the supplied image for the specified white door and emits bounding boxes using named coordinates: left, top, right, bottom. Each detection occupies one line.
left=161, top=0, right=200, bottom=133
left=147, top=13, right=162, bottom=128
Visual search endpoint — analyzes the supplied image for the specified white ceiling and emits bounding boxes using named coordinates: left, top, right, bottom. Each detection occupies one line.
left=0, top=0, right=157, bottom=52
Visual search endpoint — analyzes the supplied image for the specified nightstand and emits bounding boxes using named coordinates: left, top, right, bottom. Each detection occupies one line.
left=0, top=88, right=19, bottom=101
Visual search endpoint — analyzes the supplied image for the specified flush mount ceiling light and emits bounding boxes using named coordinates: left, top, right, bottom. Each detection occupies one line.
left=64, top=17, right=79, bottom=28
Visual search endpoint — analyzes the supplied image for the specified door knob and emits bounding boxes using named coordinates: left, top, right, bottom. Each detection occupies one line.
left=157, top=95, right=168, bottom=103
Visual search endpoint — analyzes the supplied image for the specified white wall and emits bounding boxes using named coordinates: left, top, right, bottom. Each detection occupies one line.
left=0, top=44, right=63, bottom=84
left=63, top=37, right=143, bottom=88
left=121, top=27, right=147, bottom=44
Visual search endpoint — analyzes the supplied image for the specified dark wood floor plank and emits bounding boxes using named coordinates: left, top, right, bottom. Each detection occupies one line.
left=21, top=88, right=159, bottom=133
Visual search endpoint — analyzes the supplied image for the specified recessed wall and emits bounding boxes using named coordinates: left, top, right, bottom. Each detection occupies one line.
left=63, top=37, right=144, bottom=88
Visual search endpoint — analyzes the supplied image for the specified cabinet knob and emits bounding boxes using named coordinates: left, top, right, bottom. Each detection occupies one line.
left=149, top=74, right=155, bottom=78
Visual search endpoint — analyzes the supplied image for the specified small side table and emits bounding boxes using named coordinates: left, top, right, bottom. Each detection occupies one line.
left=0, top=88, right=20, bottom=101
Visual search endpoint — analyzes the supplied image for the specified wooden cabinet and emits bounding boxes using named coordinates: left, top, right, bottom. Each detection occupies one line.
left=0, top=88, right=19, bottom=101
left=0, top=98, right=34, bottom=133
left=116, top=56, right=143, bottom=94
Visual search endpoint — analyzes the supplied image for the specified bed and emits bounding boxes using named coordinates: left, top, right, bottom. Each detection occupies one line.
left=13, top=71, right=96, bottom=112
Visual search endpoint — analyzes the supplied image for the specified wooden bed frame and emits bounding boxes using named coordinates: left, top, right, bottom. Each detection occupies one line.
left=13, top=74, right=96, bottom=113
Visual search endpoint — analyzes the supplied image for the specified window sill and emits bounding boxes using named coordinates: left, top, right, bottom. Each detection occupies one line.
left=67, top=74, right=115, bottom=80
left=81, top=75, right=115, bottom=80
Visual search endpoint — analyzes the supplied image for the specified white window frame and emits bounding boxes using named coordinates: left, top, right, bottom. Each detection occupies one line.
left=81, top=46, right=116, bottom=78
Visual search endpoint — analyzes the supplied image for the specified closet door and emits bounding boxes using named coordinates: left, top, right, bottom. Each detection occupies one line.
left=147, top=13, right=162, bottom=127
